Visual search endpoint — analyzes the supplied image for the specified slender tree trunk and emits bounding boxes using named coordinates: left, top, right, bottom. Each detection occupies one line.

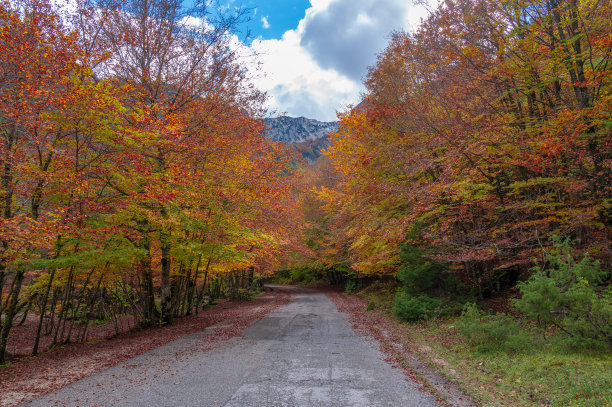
left=196, top=256, right=212, bottom=312
left=0, top=124, right=16, bottom=360
left=32, top=237, right=63, bottom=355
left=160, top=229, right=172, bottom=325
left=65, top=267, right=96, bottom=344
left=0, top=261, right=5, bottom=328
left=32, top=267, right=56, bottom=355
left=0, top=268, right=25, bottom=364
left=248, top=266, right=254, bottom=290
left=186, top=255, right=202, bottom=316
left=137, top=229, right=158, bottom=326
left=81, top=274, right=104, bottom=343
left=53, top=267, right=74, bottom=345
left=45, top=289, right=60, bottom=335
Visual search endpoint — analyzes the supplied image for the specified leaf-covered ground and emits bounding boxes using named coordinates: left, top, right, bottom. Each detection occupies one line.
left=0, top=289, right=292, bottom=407
left=5, top=315, right=138, bottom=357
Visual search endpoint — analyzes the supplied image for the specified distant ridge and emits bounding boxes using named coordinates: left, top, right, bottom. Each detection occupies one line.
left=264, top=116, right=338, bottom=162
left=264, top=116, right=337, bottom=143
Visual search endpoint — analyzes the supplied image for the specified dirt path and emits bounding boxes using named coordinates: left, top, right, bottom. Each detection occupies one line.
left=20, top=287, right=441, bottom=407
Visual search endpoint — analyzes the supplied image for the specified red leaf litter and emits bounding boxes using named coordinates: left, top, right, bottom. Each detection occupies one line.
left=0, top=289, right=293, bottom=407
left=6, top=315, right=139, bottom=357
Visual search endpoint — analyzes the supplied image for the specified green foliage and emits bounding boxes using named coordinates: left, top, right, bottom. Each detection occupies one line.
left=229, top=288, right=254, bottom=301
left=207, top=278, right=224, bottom=303
left=455, top=303, right=530, bottom=353
left=393, top=293, right=444, bottom=322
left=409, top=316, right=612, bottom=407
left=275, top=268, right=292, bottom=280
left=270, top=263, right=351, bottom=286
left=344, top=279, right=360, bottom=294
left=515, top=238, right=611, bottom=347
left=397, top=244, right=448, bottom=295
left=397, top=233, right=469, bottom=298
left=290, top=267, right=320, bottom=285
left=393, top=238, right=471, bottom=322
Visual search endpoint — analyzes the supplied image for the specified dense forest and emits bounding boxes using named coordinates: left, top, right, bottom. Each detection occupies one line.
left=323, top=0, right=610, bottom=279
left=1, top=0, right=610, bottom=370
left=295, top=0, right=611, bottom=345
left=0, top=0, right=305, bottom=363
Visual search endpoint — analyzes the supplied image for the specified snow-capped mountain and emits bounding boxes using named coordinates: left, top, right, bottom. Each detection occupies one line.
left=264, top=116, right=338, bottom=162
left=264, top=116, right=338, bottom=144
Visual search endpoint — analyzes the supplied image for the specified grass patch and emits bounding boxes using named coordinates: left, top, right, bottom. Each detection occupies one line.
left=358, top=291, right=612, bottom=407
left=356, top=279, right=397, bottom=308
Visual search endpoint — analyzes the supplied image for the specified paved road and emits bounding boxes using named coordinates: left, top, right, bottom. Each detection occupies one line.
left=24, top=288, right=440, bottom=406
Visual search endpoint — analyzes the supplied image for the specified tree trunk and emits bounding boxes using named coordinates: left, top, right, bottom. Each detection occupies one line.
left=160, top=230, right=172, bottom=325
left=137, top=229, right=158, bottom=326
left=32, top=267, right=56, bottom=355
left=0, top=269, right=25, bottom=364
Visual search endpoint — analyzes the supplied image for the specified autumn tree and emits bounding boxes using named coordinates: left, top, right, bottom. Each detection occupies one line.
left=323, top=0, right=611, bottom=295
left=0, top=0, right=303, bottom=361
left=0, top=0, right=127, bottom=361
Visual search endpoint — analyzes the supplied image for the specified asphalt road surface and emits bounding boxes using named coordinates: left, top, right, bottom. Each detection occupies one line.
left=23, top=288, right=441, bottom=407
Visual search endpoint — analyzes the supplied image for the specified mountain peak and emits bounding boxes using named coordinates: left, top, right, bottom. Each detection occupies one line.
left=264, top=116, right=338, bottom=163
left=264, top=116, right=338, bottom=144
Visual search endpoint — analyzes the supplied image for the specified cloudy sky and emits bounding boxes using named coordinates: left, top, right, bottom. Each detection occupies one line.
left=233, top=0, right=432, bottom=122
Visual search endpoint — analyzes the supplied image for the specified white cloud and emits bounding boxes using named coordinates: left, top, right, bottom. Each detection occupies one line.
left=250, top=30, right=360, bottom=121
left=261, top=16, right=270, bottom=29
left=246, top=0, right=434, bottom=121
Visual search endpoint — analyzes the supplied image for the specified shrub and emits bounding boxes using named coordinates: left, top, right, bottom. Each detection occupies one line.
left=392, top=239, right=471, bottom=323
left=287, top=267, right=324, bottom=285
left=515, top=238, right=611, bottom=347
left=276, top=268, right=292, bottom=280
left=393, top=293, right=444, bottom=321
left=230, top=288, right=254, bottom=301
left=396, top=239, right=471, bottom=312
left=344, top=279, right=360, bottom=294
left=456, top=303, right=529, bottom=353
left=397, top=244, right=447, bottom=296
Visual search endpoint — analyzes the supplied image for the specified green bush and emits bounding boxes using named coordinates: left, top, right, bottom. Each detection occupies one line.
left=230, top=288, right=254, bottom=301
left=515, top=238, right=611, bottom=347
left=393, top=293, right=444, bottom=321
left=397, top=228, right=469, bottom=296
left=393, top=239, right=470, bottom=322
left=288, top=267, right=322, bottom=285
left=456, top=303, right=530, bottom=353
left=207, top=278, right=224, bottom=301
left=397, top=244, right=447, bottom=295
left=276, top=268, right=292, bottom=280
left=344, top=279, right=360, bottom=294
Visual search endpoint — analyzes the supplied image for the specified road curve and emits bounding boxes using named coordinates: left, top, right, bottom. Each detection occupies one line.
left=23, top=287, right=440, bottom=407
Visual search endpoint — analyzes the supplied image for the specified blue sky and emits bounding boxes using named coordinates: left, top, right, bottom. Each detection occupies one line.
left=238, top=0, right=311, bottom=41
left=222, top=1, right=434, bottom=121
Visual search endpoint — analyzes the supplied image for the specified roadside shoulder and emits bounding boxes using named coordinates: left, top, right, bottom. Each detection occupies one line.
left=326, top=291, right=478, bottom=407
